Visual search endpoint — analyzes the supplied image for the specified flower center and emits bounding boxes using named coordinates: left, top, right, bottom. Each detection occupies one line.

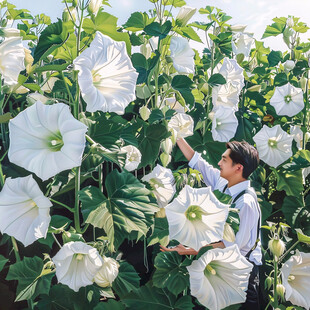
left=284, top=95, right=292, bottom=104
left=92, top=69, right=103, bottom=87
left=47, top=131, right=64, bottom=152
left=204, top=264, right=217, bottom=276
left=75, top=254, right=84, bottom=261
left=185, top=205, right=205, bottom=221
left=288, top=275, right=295, bottom=282
left=216, top=121, right=222, bottom=128
left=268, top=138, right=278, bottom=148
left=149, top=178, right=163, bottom=190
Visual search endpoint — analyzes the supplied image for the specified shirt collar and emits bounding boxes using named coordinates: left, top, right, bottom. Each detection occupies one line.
left=226, top=180, right=251, bottom=197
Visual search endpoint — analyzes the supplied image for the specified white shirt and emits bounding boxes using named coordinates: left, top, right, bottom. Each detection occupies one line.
left=189, top=152, right=262, bottom=265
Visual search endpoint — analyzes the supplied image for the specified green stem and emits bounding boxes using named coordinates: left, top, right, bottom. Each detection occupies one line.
left=273, top=258, right=278, bottom=308
left=52, top=233, right=62, bottom=248
left=264, top=299, right=272, bottom=310
left=74, top=166, right=82, bottom=233
left=61, top=71, right=74, bottom=104
left=50, top=198, right=74, bottom=212
left=98, top=164, right=103, bottom=192
left=279, top=240, right=299, bottom=263
left=302, top=71, right=309, bottom=149
left=11, top=237, right=20, bottom=262
left=80, top=223, right=89, bottom=234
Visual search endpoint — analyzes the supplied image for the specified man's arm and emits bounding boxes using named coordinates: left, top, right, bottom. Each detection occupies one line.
left=176, top=138, right=195, bottom=161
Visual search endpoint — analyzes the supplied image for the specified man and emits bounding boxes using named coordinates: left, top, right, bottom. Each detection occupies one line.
left=160, top=137, right=262, bottom=309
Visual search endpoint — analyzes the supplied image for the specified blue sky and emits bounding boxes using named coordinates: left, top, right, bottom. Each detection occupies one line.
left=9, top=0, right=310, bottom=52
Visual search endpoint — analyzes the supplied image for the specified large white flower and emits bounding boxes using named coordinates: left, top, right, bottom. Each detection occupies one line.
left=169, top=37, right=195, bottom=74
left=0, top=36, right=25, bottom=86
left=121, top=145, right=142, bottom=171
left=0, top=175, right=52, bottom=247
left=8, top=101, right=88, bottom=181
left=253, top=124, right=293, bottom=168
left=52, top=241, right=103, bottom=292
left=175, top=6, right=197, bottom=27
left=168, top=113, right=194, bottom=140
left=73, top=32, right=138, bottom=114
left=142, top=164, right=176, bottom=208
left=187, top=245, right=253, bottom=310
left=94, top=256, right=119, bottom=288
left=232, top=32, right=254, bottom=58
left=270, top=83, right=304, bottom=117
left=281, top=250, right=310, bottom=309
left=165, top=185, right=229, bottom=251
left=211, top=106, right=238, bottom=142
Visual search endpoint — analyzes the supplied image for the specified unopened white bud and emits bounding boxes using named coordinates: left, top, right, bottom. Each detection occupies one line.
left=139, top=105, right=151, bottom=121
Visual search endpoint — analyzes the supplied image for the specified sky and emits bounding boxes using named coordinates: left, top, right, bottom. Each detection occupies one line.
left=9, top=0, right=310, bottom=52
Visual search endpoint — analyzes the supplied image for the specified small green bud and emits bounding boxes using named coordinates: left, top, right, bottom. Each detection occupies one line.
left=268, top=237, right=285, bottom=258
left=265, top=276, right=273, bottom=290
left=276, top=283, right=286, bottom=302
left=139, top=105, right=151, bottom=121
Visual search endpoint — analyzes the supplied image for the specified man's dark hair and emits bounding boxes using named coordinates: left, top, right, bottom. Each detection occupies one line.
left=226, top=141, right=259, bottom=179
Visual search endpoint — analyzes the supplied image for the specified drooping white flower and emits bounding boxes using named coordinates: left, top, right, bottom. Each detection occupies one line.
left=232, top=32, right=254, bottom=58
left=175, top=6, right=197, bottom=27
left=88, top=0, right=102, bottom=16
left=165, top=185, right=229, bottom=251
left=169, top=37, right=195, bottom=74
left=8, top=101, right=88, bottom=181
left=121, top=145, right=142, bottom=171
left=165, top=97, right=188, bottom=113
left=161, top=138, right=173, bottom=154
left=142, top=164, right=176, bottom=208
left=0, top=175, right=52, bottom=247
left=283, top=60, right=295, bottom=71
left=211, top=106, right=238, bottom=142
left=230, top=24, right=247, bottom=33
left=168, top=113, right=194, bottom=140
left=73, top=32, right=138, bottom=114
left=253, top=124, right=293, bottom=168
left=281, top=250, right=310, bottom=309
left=223, top=223, right=235, bottom=243
left=290, top=125, right=303, bottom=149
left=94, top=256, right=119, bottom=288
left=212, top=82, right=240, bottom=110
left=270, top=83, right=304, bottom=117
left=52, top=241, right=103, bottom=292
left=0, top=36, right=25, bottom=86
left=187, top=245, right=253, bottom=310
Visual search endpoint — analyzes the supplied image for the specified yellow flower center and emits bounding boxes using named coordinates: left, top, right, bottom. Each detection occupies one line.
left=185, top=205, right=205, bottom=221
left=268, top=138, right=278, bottom=148
left=75, top=254, right=84, bottom=261
left=288, top=275, right=295, bottom=282
left=204, top=264, right=217, bottom=276
left=47, top=131, right=64, bottom=152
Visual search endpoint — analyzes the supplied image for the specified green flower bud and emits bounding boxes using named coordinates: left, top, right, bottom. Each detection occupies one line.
left=276, top=283, right=286, bottom=302
left=139, top=105, right=151, bottom=121
left=265, top=276, right=273, bottom=290
left=268, top=237, right=285, bottom=258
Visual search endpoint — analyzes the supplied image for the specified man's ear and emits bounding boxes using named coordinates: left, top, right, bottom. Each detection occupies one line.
left=236, top=164, right=243, bottom=173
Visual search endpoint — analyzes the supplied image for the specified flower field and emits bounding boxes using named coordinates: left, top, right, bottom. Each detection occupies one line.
left=0, top=0, right=310, bottom=309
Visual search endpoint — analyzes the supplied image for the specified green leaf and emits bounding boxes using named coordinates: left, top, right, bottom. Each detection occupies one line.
left=123, top=282, right=194, bottom=310
left=123, top=12, right=151, bottom=31
left=274, top=169, right=304, bottom=196
left=176, top=26, right=203, bottom=43
left=274, top=72, right=288, bottom=86
left=262, top=22, right=285, bottom=39
left=0, top=255, right=8, bottom=272
left=80, top=170, right=158, bottom=251
left=0, top=112, right=12, bottom=124
left=34, top=19, right=70, bottom=63
left=34, top=62, right=69, bottom=73
left=138, top=123, right=170, bottom=167
left=208, top=73, right=226, bottom=87
left=163, top=0, right=186, bottom=7
left=153, top=251, right=189, bottom=296
left=94, top=300, right=126, bottom=310
left=48, top=215, right=72, bottom=234
left=268, top=50, right=282, bottom=67
left=6, top=256, right=54, bottom=301
left=112, top=261, right=140, bottom=298
left=171, top=75, right=195, bottom=104
left=147, top=217, right=169, bottom=246
left=296, top=228, right=310, bottom=244
left=144, top=21, right=172, bottom=40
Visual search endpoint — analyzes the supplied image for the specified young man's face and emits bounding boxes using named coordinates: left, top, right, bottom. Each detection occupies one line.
left=218, top=149, right=241, bottom=180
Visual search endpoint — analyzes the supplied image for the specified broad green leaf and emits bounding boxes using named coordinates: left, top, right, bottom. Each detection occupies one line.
left=153, top=251, right=189, bottom=296
left=123, top=12, right=152, bottom=31
left=296, top=228, right=310, bottom=244
left=94, top=300, right=126, bottom=310
left=6, top=256, right=54, bottom=301
left=274, top=169, right=304, bottom=196
left=80, top=170, right=158, bottom=251
left=34, top=62, right=69, bottom=73
left=282, top=150, right=310, bottom=171
left=144, top=21, right=172, bottom=40
left=112, top=261, right=141, bottom=298
left=123, top=282, right=194, bottom=310
left=176, top=26, right=203, bottom=43
left=138, top=123, right=170, bottom=167
left=268, top=50, right=282, bottom=67
left=0, top=255, right=8, bottom=272
left=262, top=22, right=285, bottom=39
left=147, top=217, right=169, bottom=246
left=208, top=73, right=226, bottom=87
left=0, top=112, right=12, bottom=124
left=274, top=72, right=288, bottom=86
left=171, top=75, right=195, bottom=104
left=163, top=0, right=186, bottom=7
left=34, top=19, right=70, bottom=63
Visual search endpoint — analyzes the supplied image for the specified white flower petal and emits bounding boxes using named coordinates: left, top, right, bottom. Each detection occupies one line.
left=8, top=101, right=87, bottom=181
left=281, top=250, right=310, bottom=309
left=211, top=106, right=238, bottom=142
left=232, top=33, right=254, bottom=58
left=290, top=125, right=303, bottom=149
left=253, top=124, right=293, bottom=168
left=166, top=185, right=229, bottom=251
left=187, top=245, right=253, bottom=310
left=270, top=83, right=304, bottom=117
left=175, top=6, right=197, bottom=27
left=53, top=241, right=103, bottom=292
left=94, top=256, right=119, bottom=287
left=170, top=37, right=195, bottom=74
left=0, top=175, right=52, bottom=246
left=74, top=32, right=138, bottom=114
left=168, top=113, right=194, bottom=139
left=121, top=145, right=141, bottom=171
left=0, top=36, right=25, bottom=86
